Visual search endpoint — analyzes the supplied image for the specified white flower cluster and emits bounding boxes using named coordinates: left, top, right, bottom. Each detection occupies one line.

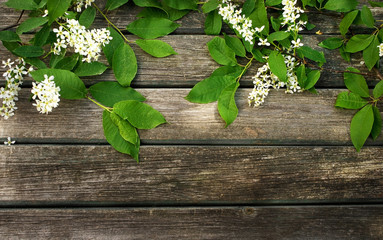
left=74, top=0, right=95, bottom=12
left=31, top=75, right=61, bottom=114
left=53, top=19, right=112, bottom=63
left=0, top=58, right=33, bottom=120
left=378, top=43, right=383, bottom=57
left=248, top=55, right=301, bottom=107
left=218, top=0, right=259, bottom=44
left=282, top=0, right=306, bottom=32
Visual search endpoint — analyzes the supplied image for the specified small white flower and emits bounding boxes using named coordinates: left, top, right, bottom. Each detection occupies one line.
left=378, top=43, right=383, bottom=57
left=291, top=38, right=303, bottom=48
left=4, top=137, right=15, bottom=146
left=42, top=9, right=48, bottom=17
left=258, top=38, right=270, bottom=46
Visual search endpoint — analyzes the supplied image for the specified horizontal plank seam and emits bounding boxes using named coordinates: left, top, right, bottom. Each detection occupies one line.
left=4, top=142, right=383, bottom=147
left=1, top=201, right=383, bottom=209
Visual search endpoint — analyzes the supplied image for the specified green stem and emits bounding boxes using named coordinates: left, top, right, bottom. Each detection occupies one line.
left=237, top=57, right=254, bottom=82
left=87, top=96, right=113, bottom=112
left=92, top=3, right=131, bottom=43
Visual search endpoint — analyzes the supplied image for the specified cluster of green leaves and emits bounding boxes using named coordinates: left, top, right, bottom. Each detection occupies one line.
left=187, top=0, right=325, bottom=127
left=313, top=1, right=383, bottom=151
left=335, top=69, right=382, bottom=151
left=318, top=0, right=382, bottom=70
left=0, top=0, right=192, bottom=161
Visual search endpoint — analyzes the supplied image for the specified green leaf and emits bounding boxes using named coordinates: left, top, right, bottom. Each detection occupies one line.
left=162, top=0, right=197, bottom=10
left=248, top=0, right=269, bottom=35
left=16, top=17, right=48, bottom=35
left=50, top=51, right=65, bottom=68
left=204, top=10, right=222, bottom=35
left=135, top=39, right=178, bottom=58
left=243, top=0, right=255, bottom=16
left=133, top=0, right=161, bottom=8
left=266, top=0, right=282, bottom=6
left=13, top=45, right=44, bottom=57
left=267, top=31, right=290, bottom=42
left=79, top=6, right=96, bottom=28
left=361, top=5, right=375, bottom=28
left=296, top=65, right=307, bottom=87
left=335, top=91, right=369, bottom=109
left=369, top=1, right=383, bottom=7
left=54, top=54, right=79, bottom=70
left=207, top=37, right=237, bottom=66
left=5, top=0, right=38, bottom=10
left=251, top=48, right=265, bottom=62
left=25, top=57, right=47, bottom=69
left=363, top=35, right=380, bottom=71
left=161, top=4, right=190, bottom=21
left=371, top=106, right=382, bottom=140
left=344, top=68, right=370, bottom=98
left=373, top=80, right=383, bottom=98
left=33, top=24, right=50, bottom=47
left=110, top=112, right=138, bottom=145
left=112, top=43, right=137, bottom=87
left=324, top=0, right=358, bottom=12
left=103, top=27, right=124, bottom=66
left=113, top=100, right=167, bottom=129
left=126, top=17, right=180, bottom=39
left=47, top=0, right=71, bottom=24
left=89, top=82, right=145, bottom=108
left=186, top=66, right=243, bottom=103
left=106, top=0, right=129, bottom=10
left=340, top=10, right=358, bottom=36
left=202, top=0, right=219, bottom=13
left=296, top=46, right=326, bottom=63
left=268, top=51, right=287, bottom=82
left=270, top=16, right=281, bottom=31
left=218, top=82, right=239, bottom=127
left=345, top=34, right=374, bottom=53
left=137, top=7, right=168, bottom=18
left=224, top=34, right=246, bottom=58
left=318, top=37, right=343, bottom=50
left=339, top=45, right=351, bottom=62
left=103, top=110, right=140, bottom=161
left=1, top=41, right=20, bottom=53
left=186, top=76, right=237, bottom=103
left=350, top=104, right=374, bottom=152
left=31, top=69, right=87, bottom=99
left=304, top=70, right=320, bottom=90
left=74, top=61, right=108, bottom=77
left=0, top=31, right=21, bottom=42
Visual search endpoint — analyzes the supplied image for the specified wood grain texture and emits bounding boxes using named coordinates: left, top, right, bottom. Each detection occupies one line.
left=0, top=145, right=382, bottom=203
left=0, top=34, right=380, bottom=88
left=0, top=206, right=382, bottom=239
left=0, top=89, right=381, bottom=145
left=0, top=0, right=381, bottom=35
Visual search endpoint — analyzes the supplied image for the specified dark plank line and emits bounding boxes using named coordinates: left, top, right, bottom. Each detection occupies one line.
left=0, top=34, right=380, bottom=88
left=0, top=88, right=381, bottom=145
left=0, top=145, right=382, bottom=204
left=0, top=206, right=382, bottom=239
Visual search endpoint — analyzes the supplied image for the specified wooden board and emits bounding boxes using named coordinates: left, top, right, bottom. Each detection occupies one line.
left=0, top=145, right=382, bottom=204
left=0, top=89, right=381, bottom=145
left=0, top=206, right=382, bottom=239
left=0, top=34, right=380, bottom=88
left=0, top=0, right=381, bottom=35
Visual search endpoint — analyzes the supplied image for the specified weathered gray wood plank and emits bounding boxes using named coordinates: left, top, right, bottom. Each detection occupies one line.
left=0, top=206, right=382, bottom=239
left=0, top=145, right=382, bottom=203
left=0, top=89, right=381, bottom=145
left=0, top=0, right=381, bottom=35
left=0, top=34, right=378, bottom=88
